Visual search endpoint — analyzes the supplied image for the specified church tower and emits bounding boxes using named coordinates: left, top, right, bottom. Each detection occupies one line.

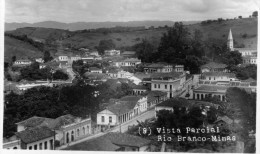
left=227, top=29, right=234, bottom=51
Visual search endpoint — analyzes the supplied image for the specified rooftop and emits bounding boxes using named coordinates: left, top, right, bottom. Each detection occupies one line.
left=147, top=91, right=167, bottom=102
left=106, top=101, right=137, bottom=115
left=15, top=116, right=54, bottom=128
left=132, top=85, right=148, bottom=90
left=214, top=115, right=233, bottom=125
left=122, top=51, right=136, bottom=55
left=89, top=67, right=102, bottom=71
left=119, top=95, right=144, bottom=102
left=151, top=72, right=183, bottom=80
left=201, top=62, right=227, bottom=69
left=15, top=126, right=55, bottom=144
left=123, top=58, right=141, bottom=62
left=194, top=85, right=228, bottom=92
left=202, top=72, right=236, bottom=77
left=156, top=97, right=191, bottom=108
left=145, top=62, right=171, bottom=68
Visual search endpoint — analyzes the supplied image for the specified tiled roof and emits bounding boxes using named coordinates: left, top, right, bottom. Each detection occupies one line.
left=42, top=114, right=77, bottom=130
left=122, top=51, right=136, bottom=55
left=151, top=72, right=183, bottom=79
left=146, top=62, right=171, bottom=68
left=132, top=85, right=148, bottom=90
left=15, top=126, right=55, bottom=144
left=103, top=132, right=151, bottom=147
left=89, top=67, right=102, bottom=71
left=147, top=91, right=167, bottom=102
left=234, top=48, right=257, bottom=51
left=84, top=72, right=109, bottom=80
left=15, top=116, right=54, bottom=128
left=119, top=95, right=143, bottom=102
left=156, top=97, right=190, bottom=108
left=123, top=58, right=141, bottom=62
left=107, top=101, right=137, bottom=115
left=202, top=72, right=236, bottom=77
left=242, top=78, right=256, bottom=82
left=201, top=62, right=227, bottom=69
left=134, top=72, right=151, bottom=80
left=194, top=85, right=228, bottom=92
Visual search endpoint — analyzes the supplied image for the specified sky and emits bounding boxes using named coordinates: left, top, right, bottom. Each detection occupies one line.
left=5, top=0, right=259, bottom=23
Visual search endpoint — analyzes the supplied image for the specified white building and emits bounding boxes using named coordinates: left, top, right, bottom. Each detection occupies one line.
left=97, top=96, right=147, bottom=130
left=242, top=56, right=257, bottom=65
left=201, top=72, right=236, bottom=82
left=144, top=63, right=173, bottom=73
left=13, top=59, right=32, bottom=67
left=90, top=51, right=99, bottom=57
left=104, top=49, right=121, bottom=56
left=121, top=58, right=141, bottom=67
left=35, top=58, right=44, bottom=63
left=200, top=62, right=228, bottom=73
left=107, top=70, right=133, bottom=79
left=89, top=67, right=102, bottom=73
left=58, top=55, right=69, bottom=61
left=151, top=72, right=186, bottom=98
left=193, top=85, right=228, bottom=101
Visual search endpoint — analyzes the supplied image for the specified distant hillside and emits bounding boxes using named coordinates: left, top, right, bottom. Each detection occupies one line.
left=4, top=36, right=43, bottom=62
left=4, top=18, right=257, bottom=62
left=5, top=20, right=200, bottom=31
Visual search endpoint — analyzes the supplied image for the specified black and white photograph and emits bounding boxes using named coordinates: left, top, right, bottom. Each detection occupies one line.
left=1, top=0, right=259, bottom=153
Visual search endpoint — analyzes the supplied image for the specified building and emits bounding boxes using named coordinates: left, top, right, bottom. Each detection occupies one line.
left=82, top=57, right=94, bottom=64
left=121, top=58, right=141, bottom=67
left=3, top=135, right=21, bottom=149
left=5, top=114, right=92, bottom=149
left=147, top=91, right=168, bottom=108
left=193, top=85, right=228, bottom=101
left=64, top=132, right=151, bottom=151
left=71, top=55, right=82, bottom=62
left=214, top=115, right=233, bottom=128
left=227, top=29, right=257, bottom=65
left=89, top=67, right=102, bottom=73
left=200, top=72, right=236, bottom=82
left=200, top=62, right=228, bottom=73
left=155, top=97, right=190, bottom=116
left=151, top=72, right=186, bottom=98
left=107, top=70, right=133, bottom=79
left=13, top=59, right=32, bottom=67
left=104, top=49, right=121, bottom=56
left=97, top=96, right=147, bottom=130
left=242, top=55, right=257, bottom=65
left=174, top=65, right=184, bottom=72
left=90, top=51, right=99, bottom=57
left=144, top=63, right=173, bottom=73
left=132, top=85, right=148, bottom=95
left=58, top=55, right=69, bottom=61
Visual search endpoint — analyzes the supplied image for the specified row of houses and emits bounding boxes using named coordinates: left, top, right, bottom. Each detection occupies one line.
left=3, top=115, right=92, bottom=150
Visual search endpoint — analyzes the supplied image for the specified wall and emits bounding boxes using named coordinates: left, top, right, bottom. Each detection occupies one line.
left=26, top=136, right=54, bottom=150
left=97, top=109, right=118, bottom=126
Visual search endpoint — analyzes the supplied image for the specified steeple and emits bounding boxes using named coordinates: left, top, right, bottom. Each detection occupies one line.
left=227, top=29, right=234, bottom=51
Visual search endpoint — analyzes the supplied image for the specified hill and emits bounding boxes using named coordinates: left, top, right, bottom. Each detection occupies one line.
left=4, top=18, right=258, bottom=62
left=5, top=20, right=200, bottom=31
left=4, top=36, right=43, bottom=62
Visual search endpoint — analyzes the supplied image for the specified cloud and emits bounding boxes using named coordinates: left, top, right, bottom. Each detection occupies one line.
left=5, top=0, right=258, bottom=23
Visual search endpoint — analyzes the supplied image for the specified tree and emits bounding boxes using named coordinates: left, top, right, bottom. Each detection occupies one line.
left=43, top=51, right=52, bottom=62
left=238, top=16, right=242, bottom=19
left=252, top=11, right=258, bottom=17
left=53, top=70, right=69, bottom=80
left=133, top=39, right=158, bottom=63
left=97, top=39, right=116, bottom=55
left=221, top=51, right=242, bottom=67
left=11, top=56, right=16, bottom=63
left=185, top=55, right=204, bottom=74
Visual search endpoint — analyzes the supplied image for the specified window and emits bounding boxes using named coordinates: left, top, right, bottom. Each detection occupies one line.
left=44, top=141, right=48, bottom=149
left=101, top=116, right=105, bottom=122
left=34, top=144, right=37, bottom=150
left=209, top=77, right=211, bottom=80
left=170, top=85, right=172, bottom=90
left=50, top=139, right=53, bottom=150
left=154, top=84, right=157, bottom=88
left=39, top=143, right=42, bottom=150
left=109, top=116, right=112, bottom=123
left=165, top=85, right=167, bottom=89
left=158, top=84, right=160, bottom=89
left=77, top=129, right=80, bottom=137
left=29, top=146, right=32, bottom=150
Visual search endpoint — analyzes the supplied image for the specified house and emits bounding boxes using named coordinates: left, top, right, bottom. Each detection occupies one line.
left=155, top=97, right=191, bottom=117
left=201, top=72, right=236, bottom=82
left=242, top=55, right=257, bottom=65
left=15, top=126, right=55, bottom=150
left=107, top=69, right=133, bottom=79
left=147, top=91, right=168, bottom=107
left=58, top=55, right=69, bottom=61
left=97, top=96, right=147, bottom=130
left=144, top=63, right=173, bottom=73
left=64, top=132, right=151, bottom=151
left=89, top=67, right=102, bottom=73
left=121, top=58, right=141, bottom=67
left=82, top=57, right=94, bottom=64
left=71, top=55, right=82, bottom=62
left=193, top=85, right=228, bottom=101
left=35, top=58, right=44, bottom=63
left=121, top=51, right=136, bottom=57
left=104, top=49, right=121, bottom=56
left=174, top=65, right=184, bottom=72
left=132, top=85, right=148, bottom=95
left=3, top=135, right=21, bottom=149
left=13, top=59, right=32, bottom=67
left=90, top=51, right=99, bottom=57
left=13, top=114, right=92, bottom=148
left=151, top=72, right=186, bottom=98
left=214, top=115, right=233, bottom=128
left=200, top=62, right=228, bottom=73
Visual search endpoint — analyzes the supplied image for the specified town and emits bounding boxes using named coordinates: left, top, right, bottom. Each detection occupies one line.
left=3, top=8, right=257, bottom=153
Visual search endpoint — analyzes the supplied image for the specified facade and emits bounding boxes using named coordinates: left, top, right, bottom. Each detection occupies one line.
left=174, top=65, right=184, bottom=72
left=201, top=72, right=236, bottom=82
left=132, top=85, right=148, bottom=95
left=6, top=115, right=92, bottom=149
left=71, top=55, right=82, bottom=62
left=193, top=85, right=228, bottom=101
left=13, top=59, right=32, bottom=67
left=82, top=57, right=94, bottom=64
left=89, top=67, right=102, bottom=73
left=119, top=58, right=141, bottom=67
left=35, top=58, right=44, bottom=63
left=107, top=70, right=133, bottom=79
left=97, top=96, right=147, bottom=129
left=200, top=62, right=228, bottom=73
left=104, top=50, right=121, bottom=56
left=144, top=63, right=173, bottom=73
left=242, top=55, right=257, bottom=65
left=151, top=72, right=186, bottom=98
left=58, top=55, right=69, bottom=61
